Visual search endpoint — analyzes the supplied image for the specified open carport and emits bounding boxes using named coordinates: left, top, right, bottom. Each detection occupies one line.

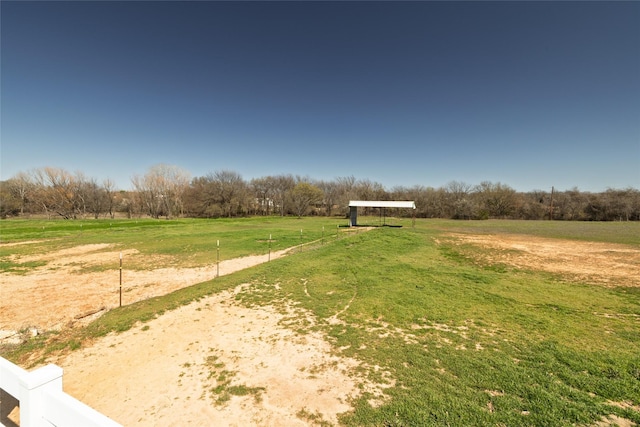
left=348, top=200, right=416, bottom=227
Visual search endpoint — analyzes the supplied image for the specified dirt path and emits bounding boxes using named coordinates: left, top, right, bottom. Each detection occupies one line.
left=54, top=285, right=388, bottom=426
left=0, top=245, right=295, bottom=332
left=1, top=236, right=394, bottom=426
left=2, top=240, right=392, bottom=426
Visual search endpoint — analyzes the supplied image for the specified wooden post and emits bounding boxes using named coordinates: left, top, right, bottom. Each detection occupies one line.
left=216, top=240, right=220, bottom=277
left=268, top=234, right=271, bottom=262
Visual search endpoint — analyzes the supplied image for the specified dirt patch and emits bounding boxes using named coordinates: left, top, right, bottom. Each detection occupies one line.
left=52, top=285, right=391, bottom=426
left=445, top=233, right=640, bottom=287
left=2, top=238, right=392, bottom=425
left=0, top=246, right=294, bottom=332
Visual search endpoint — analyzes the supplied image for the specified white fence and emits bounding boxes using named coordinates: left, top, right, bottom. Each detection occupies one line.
left=0, top=356, right=121, bottom=427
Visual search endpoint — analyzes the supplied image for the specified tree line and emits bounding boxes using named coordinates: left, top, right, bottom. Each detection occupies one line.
left=1, top=164, right=639, bottom=221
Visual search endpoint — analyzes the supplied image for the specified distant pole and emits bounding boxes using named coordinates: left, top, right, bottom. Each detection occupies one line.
left=268, top=234, right=272, bottom=262
left=119, top=252, right=123, bottom=307
left=216, top=240, right=220, bottom=277
left=322, top=226, right=325, bottom=245
left=299, top=229, right=303, bottom=252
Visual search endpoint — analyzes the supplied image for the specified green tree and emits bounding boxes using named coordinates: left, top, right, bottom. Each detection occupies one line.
left=291, top=182, right=324, bottom=218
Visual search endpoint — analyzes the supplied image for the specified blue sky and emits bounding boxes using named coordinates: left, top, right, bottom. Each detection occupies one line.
left=2, top=1, right=639, bottom=192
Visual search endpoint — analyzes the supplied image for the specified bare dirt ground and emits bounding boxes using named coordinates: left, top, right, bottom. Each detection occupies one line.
left=444, top=233, right=640, bottom=287
left=52, top=286, right=390, bottom=426
left=1, top=240, right=393, bottom=426
left=0, top=244, right=296, bottom=332
left=2, top=232, right=639, bottom=426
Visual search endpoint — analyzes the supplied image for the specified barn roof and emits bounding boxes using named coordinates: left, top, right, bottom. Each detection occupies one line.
left=348, top=200, right=416, bottom=209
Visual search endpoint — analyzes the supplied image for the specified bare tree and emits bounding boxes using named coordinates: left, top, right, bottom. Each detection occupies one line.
left=209, top=170, right=248, bottom=218
left=5, top=172, right=34, bottom=215
left=4, top=163, right=640, bottom=222
left=353, top=179, right=385, bottom=215
left=317, top=180, right=340, bottom=216
left=443, top=181, right=473, bottom=218
left=475, top=181, right=516, bottom=218
left=103, top=179, right=117, bottom=219
left=131, top=164, right=191, bottom=219
left=250, top=177, right=274, bottom=216
left=30, top=167, right=78, bottom=218
left=0, top=180, right=21, bottom=217
left=183, top=176, right=212, bottom=217
left=354, top=179, right=385, bottom=200
left=82, top=177, right=110, bottom=219
left=272, top=174, right=295, bottom=216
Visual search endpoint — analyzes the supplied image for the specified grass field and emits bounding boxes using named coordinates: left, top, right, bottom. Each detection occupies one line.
left=0, top=216, right=350, bottom=271
left=1, top=217, right=639, bottom=426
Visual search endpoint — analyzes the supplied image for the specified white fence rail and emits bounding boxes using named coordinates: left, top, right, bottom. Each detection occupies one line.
left=0, top=356, right=121, bottom=427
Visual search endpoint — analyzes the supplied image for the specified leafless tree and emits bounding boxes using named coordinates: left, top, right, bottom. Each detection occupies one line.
left=331, top=175, right=357, bottom=216
left=443, top=181, right=473, bottom=218
left=5, top=172, right=34, bottom=215
left=103, top=179, right=117, bottom=219
left=31, top=167, right=78, bottom=218
left=475, top=181, right=517, bottom=219
left=81, top=177, right=110, bottom=219
left=3, top=165, right=640, bottom=221
left=250, top=177, right=274, bottom=216
left=272, top=174, right=295, bottom=216
left=209, top=170, right=248, bottom=218
left=0, top=180, right=21, bottom=217
left=131, top=164, right=191, bottom=219
left=315, top=180, right=339, bottom=217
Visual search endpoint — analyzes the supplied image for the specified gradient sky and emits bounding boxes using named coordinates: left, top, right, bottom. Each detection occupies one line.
left=2, top=1, right=639, bottom=192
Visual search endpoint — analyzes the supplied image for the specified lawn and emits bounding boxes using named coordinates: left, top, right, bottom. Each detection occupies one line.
left=1, top=217, right=638, bottom=426
left=237, top=222, right=640, bottom=426
left=0, top=216, right=349, bottom=270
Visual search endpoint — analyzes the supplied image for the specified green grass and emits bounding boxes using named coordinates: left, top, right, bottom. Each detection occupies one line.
left=231, top=222, right=640, bottom=426
left=0, top=217, right=350, bottom=271
left=2, top=218, right=639, bottom=426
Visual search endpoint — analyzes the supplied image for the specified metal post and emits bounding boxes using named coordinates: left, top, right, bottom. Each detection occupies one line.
left=119, top=252, right=122, bottom=307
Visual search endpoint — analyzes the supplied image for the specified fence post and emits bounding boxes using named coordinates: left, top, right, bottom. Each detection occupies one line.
left=119, top=253, right=123, bottom=307
left=19, top=364, right=63, bottom=426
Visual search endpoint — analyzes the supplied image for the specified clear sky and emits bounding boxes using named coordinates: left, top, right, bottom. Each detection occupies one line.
left=2, top=1, right=639, bottom=192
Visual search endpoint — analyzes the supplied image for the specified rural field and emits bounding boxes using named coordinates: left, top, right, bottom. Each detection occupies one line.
left=1, top=217, right=639, bottom=426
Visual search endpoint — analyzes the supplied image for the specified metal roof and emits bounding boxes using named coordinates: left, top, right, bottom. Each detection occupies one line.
left=348, top=200, right=416, bottom=209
